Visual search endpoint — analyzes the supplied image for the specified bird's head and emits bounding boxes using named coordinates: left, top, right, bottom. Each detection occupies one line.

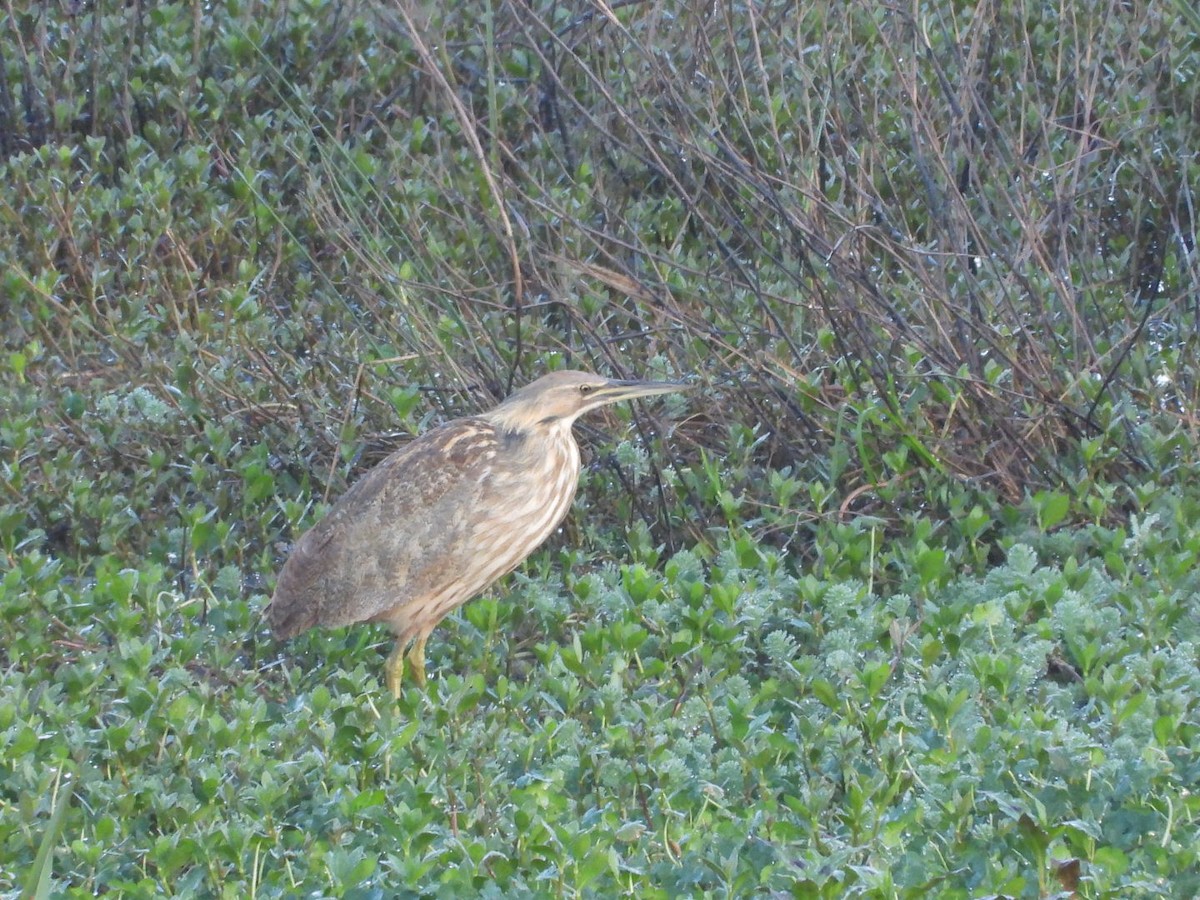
left=485, top=370, right=688, bottom=432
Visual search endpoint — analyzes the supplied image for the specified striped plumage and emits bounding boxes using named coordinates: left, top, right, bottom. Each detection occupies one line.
left=266, top=370, right=685, bottom=696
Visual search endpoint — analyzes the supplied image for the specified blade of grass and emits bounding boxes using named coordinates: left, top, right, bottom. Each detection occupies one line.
left=21, top=766, right=72, bottom=900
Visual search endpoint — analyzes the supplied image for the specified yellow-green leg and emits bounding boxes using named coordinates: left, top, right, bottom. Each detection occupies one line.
left=384, top=641, right=406, bottom=698
left=407, top=633, right=428, bottom=688
left=384, top=633, right=430, bottom=697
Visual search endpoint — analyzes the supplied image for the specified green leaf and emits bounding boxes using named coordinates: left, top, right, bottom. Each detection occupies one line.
left=1034, top=492, right=1070, bottom=531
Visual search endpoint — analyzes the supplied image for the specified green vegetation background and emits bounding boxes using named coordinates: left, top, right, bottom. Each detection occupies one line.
left=2, top=0, right=1198, bottom=896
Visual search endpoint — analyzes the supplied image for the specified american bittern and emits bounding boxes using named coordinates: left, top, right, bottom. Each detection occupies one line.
left=266, top=370, right=686, bottom=696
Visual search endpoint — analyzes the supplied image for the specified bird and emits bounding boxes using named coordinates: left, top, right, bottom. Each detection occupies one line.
left=266, top=369, right=687, bottom=697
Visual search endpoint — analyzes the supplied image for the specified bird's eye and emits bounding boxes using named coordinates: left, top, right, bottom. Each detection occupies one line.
left=579, top=384, right=594, bottom=395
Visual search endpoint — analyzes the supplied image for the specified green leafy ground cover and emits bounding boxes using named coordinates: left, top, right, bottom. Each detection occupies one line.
left=3, top=506, right=1199, bottom=896
left=3, top=0, right=1200, bottom=896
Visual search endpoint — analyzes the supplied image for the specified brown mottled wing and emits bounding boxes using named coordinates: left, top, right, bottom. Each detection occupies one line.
left=265, top=417, right=506, bottom=638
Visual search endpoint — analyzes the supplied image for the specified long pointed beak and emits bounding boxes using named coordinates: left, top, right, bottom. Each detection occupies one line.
left=593, top=378, right=691, bottom=404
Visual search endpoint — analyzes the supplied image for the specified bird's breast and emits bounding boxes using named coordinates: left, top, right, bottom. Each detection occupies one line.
left=467, top=426, right=581, bottom=571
